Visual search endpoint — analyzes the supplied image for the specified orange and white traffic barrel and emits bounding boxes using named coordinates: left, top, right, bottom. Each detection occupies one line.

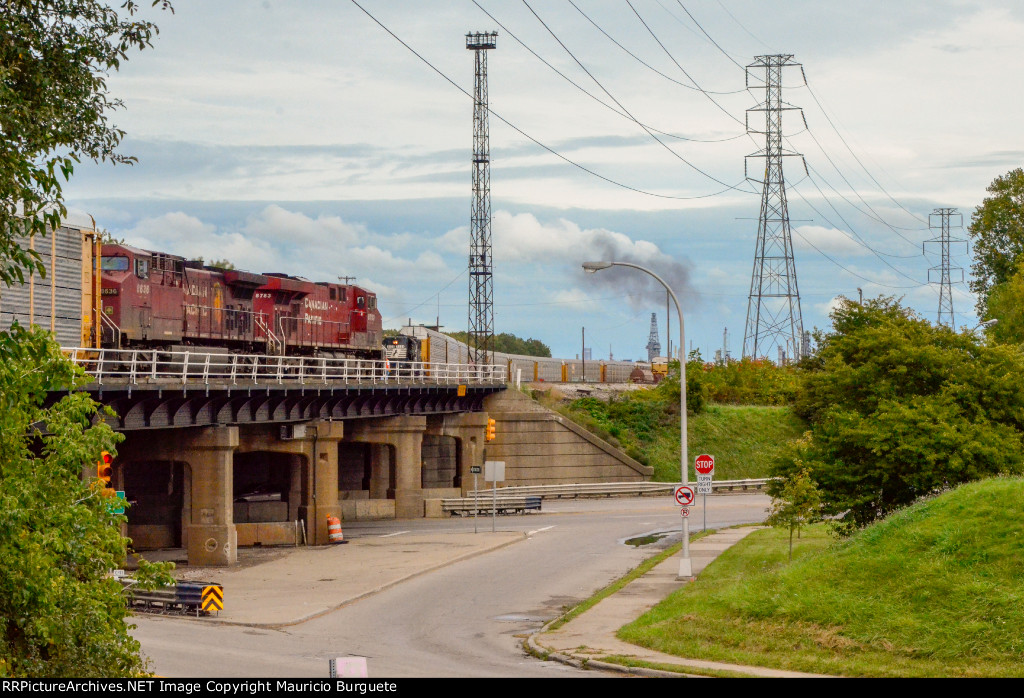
left=327, top=515, right=348, bottom=544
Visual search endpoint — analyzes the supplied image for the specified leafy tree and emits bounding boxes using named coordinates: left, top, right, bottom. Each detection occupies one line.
left=776, top=296, right=1024, bottom=533
left=444, top=331, right=552, bottom=357
left=983, top=260, right=1024, bottom=345
left=0, top=325, right=173, bottom=677
left=1, top=0, right=172, bottom=287
left=967, top=168, right=1024, bottom=313
left=765, top=465, right=821, bottom=561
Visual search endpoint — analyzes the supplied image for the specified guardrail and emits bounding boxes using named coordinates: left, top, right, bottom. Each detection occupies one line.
left=64, top=348, right=507, bottom=387
left=119, top=578, right=223, bottom=616
left=467, top=479, right=769, bottom=500
left=442, top=495, right=542, bottom=516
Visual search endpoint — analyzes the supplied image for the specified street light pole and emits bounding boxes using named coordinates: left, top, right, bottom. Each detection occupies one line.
left=583, top=261, right=692, bottom=578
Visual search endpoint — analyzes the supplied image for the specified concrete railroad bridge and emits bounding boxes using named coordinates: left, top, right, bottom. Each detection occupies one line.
left=65, top=348, right=651, bottom=566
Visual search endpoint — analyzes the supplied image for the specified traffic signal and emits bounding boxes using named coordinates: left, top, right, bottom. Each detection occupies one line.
left=97, top=451, right=113, bottom=488
left=486, top=418, right=496, bottom=441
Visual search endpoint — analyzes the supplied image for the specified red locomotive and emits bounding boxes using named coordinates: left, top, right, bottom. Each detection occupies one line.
left=99, top=243, right=383, bottom=358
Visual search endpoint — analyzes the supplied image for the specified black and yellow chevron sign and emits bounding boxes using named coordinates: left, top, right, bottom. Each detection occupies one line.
left=202, top=584, right=223, bottom=612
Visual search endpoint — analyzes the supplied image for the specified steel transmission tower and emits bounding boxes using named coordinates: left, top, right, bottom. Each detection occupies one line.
left=743, top=55, right=807, bottom=363
left=466, top=31, right=497, bottom=365
left=646, top=313, right=661, bottom=361
left=924, top=208, right=965, bottom=329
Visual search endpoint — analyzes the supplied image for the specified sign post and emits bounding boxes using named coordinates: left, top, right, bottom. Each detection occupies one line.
left=484, top=461, right=505, bottom=533
left=695, top=454, right=715, bottom=532
left=470, top=465, right=482, bottom=533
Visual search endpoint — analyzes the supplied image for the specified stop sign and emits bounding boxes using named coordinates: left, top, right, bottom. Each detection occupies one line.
left=695, top=454, right=715, bottom=475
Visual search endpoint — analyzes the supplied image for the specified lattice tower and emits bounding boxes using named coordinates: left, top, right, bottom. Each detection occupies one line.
left=924, top=208, right=965, bottom=329
left=742, top=54, right=806, bottom=362
left=466, top=31, right=497, bottom=365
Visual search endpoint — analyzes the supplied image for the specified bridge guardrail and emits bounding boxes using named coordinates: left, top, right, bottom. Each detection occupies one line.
left=467, top=479, right=769, bottom=499
left=64, top=348, right=507, bottom=387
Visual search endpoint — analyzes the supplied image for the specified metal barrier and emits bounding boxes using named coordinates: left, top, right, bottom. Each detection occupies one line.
left=64, top=347, right=507, bottom=387
left=441, top=495, right=542, bottom=516
left=467, top=479, right=769, bottom=499
left=120, top=578, right=224, bottom=617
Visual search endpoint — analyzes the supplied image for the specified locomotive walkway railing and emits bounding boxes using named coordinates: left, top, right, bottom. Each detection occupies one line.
left=64, top=348, right=507, bottom=387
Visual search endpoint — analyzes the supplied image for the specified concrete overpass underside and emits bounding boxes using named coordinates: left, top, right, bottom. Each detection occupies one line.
left=94, top=384, right=652, bottom=567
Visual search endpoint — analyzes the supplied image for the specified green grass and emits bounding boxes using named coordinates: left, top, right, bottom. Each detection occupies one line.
left=618, top=478, right=1024, bottom=677
left=687, top=404, right=806, bottom=481
left=548, top=528, right=718, bottom=632
left=560, top=397, right=806, bottom=482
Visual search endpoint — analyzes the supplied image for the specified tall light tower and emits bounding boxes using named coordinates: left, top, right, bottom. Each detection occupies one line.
left=924, top=208, right=965, bottom=329
left=743, top=54, right=806, bottom=363
left=466, top=31, right=497, bottom=365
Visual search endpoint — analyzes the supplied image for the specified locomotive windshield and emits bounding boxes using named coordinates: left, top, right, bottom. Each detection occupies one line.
left=102, top=256, right=130, bottom=271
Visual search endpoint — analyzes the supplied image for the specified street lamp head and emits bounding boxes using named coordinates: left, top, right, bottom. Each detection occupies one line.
left=582, top=261, right=613, bottom=274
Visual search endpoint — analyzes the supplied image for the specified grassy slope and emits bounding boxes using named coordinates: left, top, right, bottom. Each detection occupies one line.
left=619, top=478, right=1024, bottom=677
left=559, top=397, right=806, bottom=481
left=687, top=405, right=806, bottom=481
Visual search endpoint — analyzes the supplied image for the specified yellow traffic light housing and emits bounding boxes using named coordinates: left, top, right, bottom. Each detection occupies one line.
left=486, top=418, right=496, bottom=441
left=97, top=451, right=113, bottom=488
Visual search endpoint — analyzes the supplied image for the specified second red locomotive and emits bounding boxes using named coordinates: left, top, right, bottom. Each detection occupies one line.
left=99, top=243, right=383, bottom=358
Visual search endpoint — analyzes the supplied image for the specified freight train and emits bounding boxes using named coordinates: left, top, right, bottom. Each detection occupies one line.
left=0, top=219, right=383, bottom=359
left=99, top=242, right=382, bottom=358
left=2, top=217, right=653, bottom=380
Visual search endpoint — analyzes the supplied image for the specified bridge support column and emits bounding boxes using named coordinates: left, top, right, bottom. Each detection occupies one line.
left=426, top=413, right=489, bottom=496
left=180, top=426, right=239, bottom=566
left=235, top=421, right=344, bottom=546
left=347, top=416, right=427, bottom=519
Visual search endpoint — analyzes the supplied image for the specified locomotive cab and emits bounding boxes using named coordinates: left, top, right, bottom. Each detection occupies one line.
left=100, top=244, right=156, bottom=345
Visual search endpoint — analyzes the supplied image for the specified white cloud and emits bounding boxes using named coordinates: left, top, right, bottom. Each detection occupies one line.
left=793, top=225, right=870, bottom=256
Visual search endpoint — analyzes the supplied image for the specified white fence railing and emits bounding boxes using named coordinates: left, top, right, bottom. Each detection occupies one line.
left=63, top=348, right=507, bottom=387
left=467, top=479, right=769, bottom=499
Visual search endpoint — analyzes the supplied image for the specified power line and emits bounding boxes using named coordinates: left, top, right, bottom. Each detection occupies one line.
left=348, top=0, right=748, bottom=202
left=625, top=0, right=751, bottom=130
left=801, top=79, right=929, bottom=225
left=714, top=0, right=776, bottom=53
left=521, top=0, right=755, bottom=194
left=671, top=1, right=931, bottom=237
left=667, top=1, right=747, bottom=70
left=473, top=0, right=746, bottom=144
left=567, top=0, right=750, bottom=96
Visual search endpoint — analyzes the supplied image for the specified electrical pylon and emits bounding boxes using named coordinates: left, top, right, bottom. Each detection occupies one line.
left=742, top=54, right=806, bottom=363
left=646, top=313, right=661, bottom=361
left=466, top=31, right=497, bottom=365
left=924, top=208, right=965, bottom=329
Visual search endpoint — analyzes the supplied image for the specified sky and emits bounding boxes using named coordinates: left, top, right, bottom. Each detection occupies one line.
left=64, top=0, right=1024, bottom=361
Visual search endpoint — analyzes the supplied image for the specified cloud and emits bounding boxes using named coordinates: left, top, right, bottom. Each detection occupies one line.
left=435, top=210, right=696, bottom=309
left=793, top=225, right=869, bottom=256
left=240, top=205, right=365, bottom=246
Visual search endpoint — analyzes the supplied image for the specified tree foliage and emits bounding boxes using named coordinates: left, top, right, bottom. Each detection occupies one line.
left=444, top=331, right=552, bottom=357
left=1, top=0, right=171, bottom=287
left=765, top=465, right=821, bottom=561
left=695, top=356, right=800, bottom=405
left=0, top=325, right=173, bottom=677
left=983, top=260, right=1024, bottom=345
left=967, top=168, right=1024, bottom=314
left=774, top=297, right=1024, bottom=534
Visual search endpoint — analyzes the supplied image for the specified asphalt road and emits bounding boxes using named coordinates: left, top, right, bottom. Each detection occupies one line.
left=131, top=493, right=769, bottom=678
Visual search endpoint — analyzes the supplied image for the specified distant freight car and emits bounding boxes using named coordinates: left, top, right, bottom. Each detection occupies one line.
left=0, top=212, right=103, bottom=347
left=99, top=243, right=383, bottom=358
